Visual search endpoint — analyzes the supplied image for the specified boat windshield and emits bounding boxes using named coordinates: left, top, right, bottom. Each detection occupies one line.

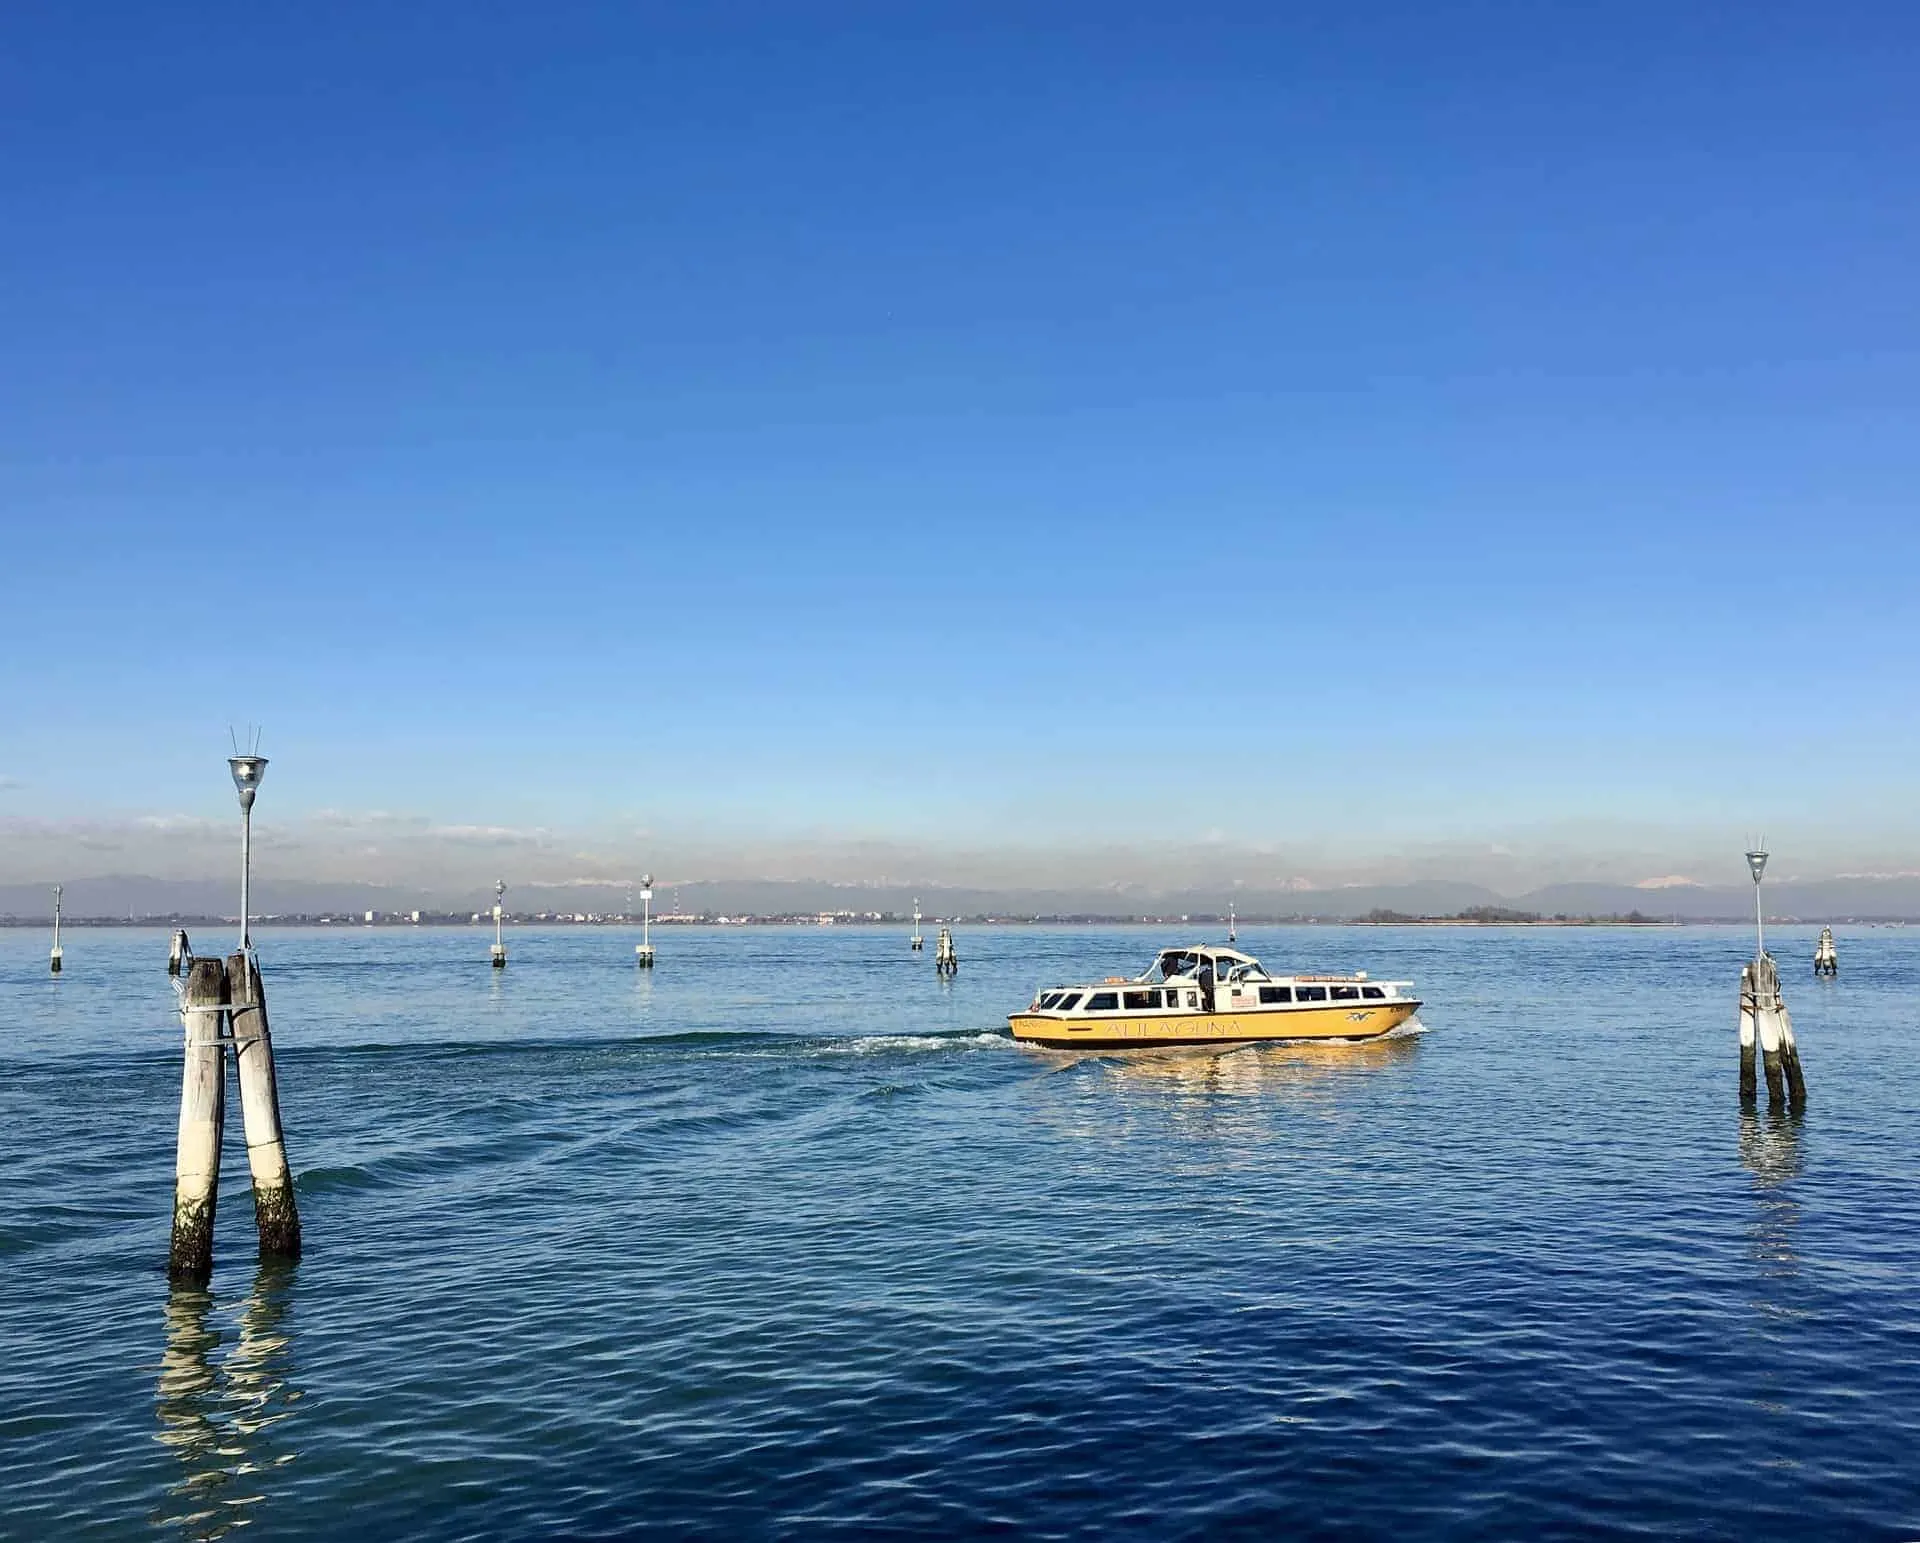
left=1151, top=950, right=1197, bottom=981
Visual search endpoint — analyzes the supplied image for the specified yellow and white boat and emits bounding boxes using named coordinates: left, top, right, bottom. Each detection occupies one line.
left=1009, top=944, right=1420, bottom=1049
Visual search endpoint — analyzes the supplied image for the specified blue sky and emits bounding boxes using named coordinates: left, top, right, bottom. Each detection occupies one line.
left=2, top=3, right=1916, bottom=884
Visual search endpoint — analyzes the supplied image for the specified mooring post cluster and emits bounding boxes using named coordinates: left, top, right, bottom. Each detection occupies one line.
left=1814, top=926, right=1837, bottom=977
left=167, top=748, right=302, bottom=1286
left=935, top=925, right=958, bottom=977
left=1738, top=845, right=1807, bottom=1114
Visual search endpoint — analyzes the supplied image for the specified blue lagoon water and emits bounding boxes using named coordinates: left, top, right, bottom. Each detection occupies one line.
left=3, top=923, right=1918, bottom=1539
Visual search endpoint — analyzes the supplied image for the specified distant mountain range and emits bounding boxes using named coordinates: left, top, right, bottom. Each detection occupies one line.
left=5, top=873, right=1920, bottom=922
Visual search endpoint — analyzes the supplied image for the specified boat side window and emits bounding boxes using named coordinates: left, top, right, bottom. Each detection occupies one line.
left=1185, top=991, right=1199, bottom=1009
left=1361, top=986, right=1385, bottom=1000
left=1085, top=991, right=1120, bottom=1012
left=1037, top=992, right=1061, bottom=1009
left=1331, top=985, right=1361, bottom=1001
left=1054, top=992, right=1083, bottom=1011
left=1123, top=989, right=1160, bottom=1010
left=1258, top=985, right=1292, bottom=1005
left=1295, top=985, right=1328, bottom=1002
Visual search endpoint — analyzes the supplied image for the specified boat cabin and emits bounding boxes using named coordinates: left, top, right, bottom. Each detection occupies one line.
left=1026, top=945, right=1408, bottom=1018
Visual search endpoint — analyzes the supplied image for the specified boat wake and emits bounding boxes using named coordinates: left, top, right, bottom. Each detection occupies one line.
left=817, top=1030, right=1009, bottom=1056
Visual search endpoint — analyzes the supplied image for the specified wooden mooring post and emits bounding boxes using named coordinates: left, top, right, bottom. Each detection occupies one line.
left=228, top=951, right=302, bottom=1260
left=167, top=938, right=303, bottom=1281
left=934, top=925, right=957, bottom=977
left=1814, top=926, right=1837, bottom=977
left=1739, top=846, right=1806, bottom=1113
left=1738, top=961, right=1758, bottom=1104
left=169, top=956, right=229, bottom=1285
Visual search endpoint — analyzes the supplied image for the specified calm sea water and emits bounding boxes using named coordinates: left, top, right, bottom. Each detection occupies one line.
left=2, top=922, right=1918, bottom=1540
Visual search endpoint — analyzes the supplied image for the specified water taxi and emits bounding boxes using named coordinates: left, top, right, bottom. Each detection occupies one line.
left=1009, top=944, right=1420, bottom=1049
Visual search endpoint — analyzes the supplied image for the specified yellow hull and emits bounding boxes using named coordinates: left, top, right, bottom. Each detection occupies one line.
left=1009, top=999, right=1419, bottom=1049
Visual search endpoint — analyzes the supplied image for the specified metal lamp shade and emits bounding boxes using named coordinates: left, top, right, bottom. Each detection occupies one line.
left=229, top=755, right=269, bottom=811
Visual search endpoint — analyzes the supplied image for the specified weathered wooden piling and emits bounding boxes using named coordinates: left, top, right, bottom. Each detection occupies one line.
left=1814, top=926, right=1837, bottom=977
left=1737, top=845, right=1805, bottom=1111
left=1753, top=956, right=1787, bottom=1108
left=935, top=925, right=957, bottom=977
left=169, top=929, right=190, bottom=979
left=49, top=884, right=63, bottom=974
left=1738, top=962, right=1758, bottom=1105
left=1744, top=951, right=1806, bottom=1114
left=228, top=951, right=301, bottom=1261
left=169, top=957, right=229, bottom=1285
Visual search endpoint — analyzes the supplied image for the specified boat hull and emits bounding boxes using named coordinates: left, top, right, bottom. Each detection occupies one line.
left=1008, top=999, right=1420, bottom=1049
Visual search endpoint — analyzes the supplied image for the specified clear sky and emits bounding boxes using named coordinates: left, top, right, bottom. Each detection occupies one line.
left=2, top=3, right=1916, bottom=889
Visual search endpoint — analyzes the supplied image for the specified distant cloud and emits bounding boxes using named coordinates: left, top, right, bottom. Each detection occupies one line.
left=0, top=776, right=22, bottom=792
left=134, top=814, right=225, bottom=835
left=1634, top=875, right=1701, bottom=889
left=435, top=824, right=550, bottom=846
left=304, top=808, right=431, bottom=830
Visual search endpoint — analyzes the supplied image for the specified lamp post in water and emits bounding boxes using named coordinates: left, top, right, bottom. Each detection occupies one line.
left=1746, top=843, right=1769, bottom=963
left=50, top=885, right=63, bottom=975
left=228, top=750, right=268, bottom=950
left=491, top=880, right=507, bottom=969
left=636, top=874, right=655, bottom=968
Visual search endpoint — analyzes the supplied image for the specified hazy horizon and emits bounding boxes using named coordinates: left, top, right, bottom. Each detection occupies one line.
left=4, top=807, right=1919, bottom=917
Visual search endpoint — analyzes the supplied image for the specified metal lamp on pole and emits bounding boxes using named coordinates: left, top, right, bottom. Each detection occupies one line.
left=491, top=879, right=507, bottom=969
left=636, top=874, right=655, bottom=968
left=229, top=753, right=268, bottom=950
left=1745, top=843, right=1769, bottom=963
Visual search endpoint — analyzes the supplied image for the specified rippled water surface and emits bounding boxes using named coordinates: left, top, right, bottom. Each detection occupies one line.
left=3, top=922, right=1919, bottom=1539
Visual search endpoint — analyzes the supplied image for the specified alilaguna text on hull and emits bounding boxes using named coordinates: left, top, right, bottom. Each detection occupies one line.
left=1008, top=944, right=1421, bottom=1049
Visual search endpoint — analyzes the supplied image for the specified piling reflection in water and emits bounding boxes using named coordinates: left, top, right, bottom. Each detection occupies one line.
left=152, top=1264, right=301, bottom=1540
left=1739, top=1109, right=1803, bottom=1287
